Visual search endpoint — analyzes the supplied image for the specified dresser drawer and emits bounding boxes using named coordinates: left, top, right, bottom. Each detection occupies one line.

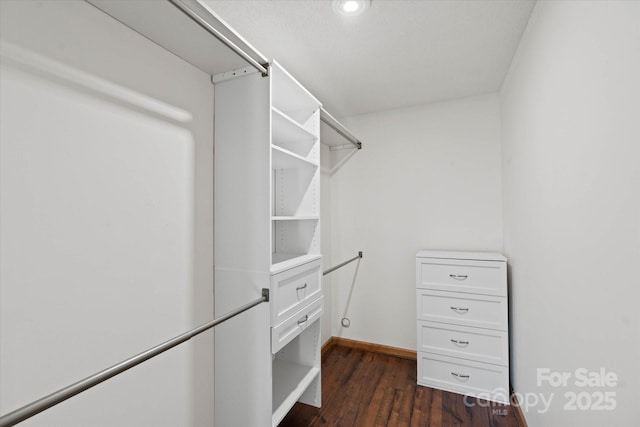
left=416, top=289, right=507, bottom=331
left=416, top=258, right=506, bottom=296
left=417, top=352, right=509, bottom=404
left=271, top=259, right=321, bottom=325
left=417, top=320, right=508, bottom=366
left=272, top=296, right=322, bottom=354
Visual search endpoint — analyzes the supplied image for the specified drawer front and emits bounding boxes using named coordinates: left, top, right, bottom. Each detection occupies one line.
left=416, top=289, right=507, bottom=331
left=417, top=320, right=508, bottom=366
left=417, top=258, right=506, bottom=296
left=272, top=296, right=323, bottom=354
left=271, top=259, right=322, bottom=325
left=417, top=352, right=510, bottom=404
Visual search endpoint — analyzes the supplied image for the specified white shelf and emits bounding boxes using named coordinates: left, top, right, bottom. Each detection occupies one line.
left=271, top=61, right=320, bottom=125
left=416, top=250, right=507, bottom=262
left=272, top=107, right=317, bottom=157
left=271, top=253, right=322, bottom=274
left=88, top=0, right=264, bottom=76
left=272, top=360, right=320, bottom=427
left=272, top=145, right=318, bottom=170
left=272, top=216, right=319, bottom=221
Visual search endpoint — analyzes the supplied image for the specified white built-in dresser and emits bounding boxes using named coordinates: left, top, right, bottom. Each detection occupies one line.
left=415, top=250, right=510, bottom=404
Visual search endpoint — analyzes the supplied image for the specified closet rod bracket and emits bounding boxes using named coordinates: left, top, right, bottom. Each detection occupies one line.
left=260, top=63, right=270, bottom=77
left=329, top=143, right=360, bottom=152
left=262, top=288, right=270, bottom=302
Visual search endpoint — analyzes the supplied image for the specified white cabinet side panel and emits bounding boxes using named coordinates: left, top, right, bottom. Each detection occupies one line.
left=0, top=1, right=214, bottom=425
left=214, top=269, right=271, bottom=426
left=214, top=73, right=270, bottom=271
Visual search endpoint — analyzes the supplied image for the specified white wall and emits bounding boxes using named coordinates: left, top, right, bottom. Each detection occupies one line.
left=501, top=1, right=640, bottom=426
left=0, top=2, right=213, bottom=425
left=330, top=94, right=503, bottom=350
left=320, top=150, right=333, bottom=345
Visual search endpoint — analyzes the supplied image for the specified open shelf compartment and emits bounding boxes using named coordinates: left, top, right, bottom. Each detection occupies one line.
left=271, top=61, right=320, bottom=131
left=272, top=165, right=319, bottom=217
left=272, top=362, right=320, bottom=426
left=271, top=318, right=321, bottom=427
left=272, top=219, right=319, bottom=268
left=272, top=107, right=318, bottom=159
left=272, top=145, right=318, bottom=170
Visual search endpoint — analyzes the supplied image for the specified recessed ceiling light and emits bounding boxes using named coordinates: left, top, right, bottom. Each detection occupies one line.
left=332, top=0, right=371, bottom=17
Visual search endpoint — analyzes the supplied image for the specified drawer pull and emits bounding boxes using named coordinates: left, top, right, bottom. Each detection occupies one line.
left=450, top=339, right=470, bottom=346
left=450, top=306, right=469, bottom=313
left=297, top=315, right=308, bottom=325
left=296, top=283, right=308, bottom=291
left=449, top=274, right=468, bottom=280
left=451, top=372, right=470, bottom=380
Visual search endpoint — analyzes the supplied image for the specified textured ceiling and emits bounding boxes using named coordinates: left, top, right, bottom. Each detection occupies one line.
left=205, top=0, right=535, bottom=118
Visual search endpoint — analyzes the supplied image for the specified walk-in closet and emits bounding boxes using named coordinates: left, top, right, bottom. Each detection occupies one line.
left=1, top=1, right=638, bottom=427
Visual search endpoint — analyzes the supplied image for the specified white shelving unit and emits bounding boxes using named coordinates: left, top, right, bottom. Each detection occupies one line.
left=271, top=252, right=321, bottom=274
left=214, top=60, right=323, bottom=426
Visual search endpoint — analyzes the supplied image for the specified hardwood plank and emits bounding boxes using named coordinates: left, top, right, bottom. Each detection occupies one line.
left=393, top=376, right=416, bottom=426
left=360, top=355, right=397, bottom=426
left=279, top=344, right=526, bottom=427
left=321, top=336, right=334, bottom=357
left=428, top=385, right=444, bottom=426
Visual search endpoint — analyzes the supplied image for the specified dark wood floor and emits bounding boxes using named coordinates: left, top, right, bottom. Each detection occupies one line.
left=279, top=344, right=525, bottom=427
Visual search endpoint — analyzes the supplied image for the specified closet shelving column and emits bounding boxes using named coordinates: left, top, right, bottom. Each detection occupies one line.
left=270, top=63, right=321, bottom=270
left=270, top=61, right=323, bottom=427
left=213, top=60, right=323, bottom=427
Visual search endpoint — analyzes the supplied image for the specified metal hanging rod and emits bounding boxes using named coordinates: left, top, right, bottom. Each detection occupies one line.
left=323, top=251, right=363, bottom=276
left=320, top=107, right=363, bottom=150
left=170, top=1, right=365, bottom=150
left=168, top=0, right=269, bottom=76
left=173, top=0, right=364, bottom=152
left=0, top=289, right=269, bottom=427
left=91, top=0, right=363, bottom=149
